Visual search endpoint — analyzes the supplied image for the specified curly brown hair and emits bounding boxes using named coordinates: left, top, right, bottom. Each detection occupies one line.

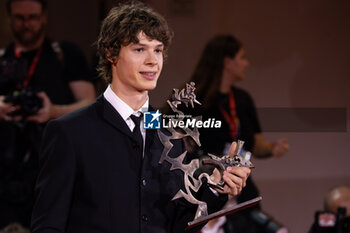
left=96, top=2, right=173, bottom=83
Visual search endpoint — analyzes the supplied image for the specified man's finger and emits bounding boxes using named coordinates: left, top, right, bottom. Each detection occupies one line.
left=228, top=141, right=237, bottom=158
left=222, top=172, right=242, bottom=196
left=223, top=171, right=243, bottom=187
left=226, top=167, right=250, bottom=187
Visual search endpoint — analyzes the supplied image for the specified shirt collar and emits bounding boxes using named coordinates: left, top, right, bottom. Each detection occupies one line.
left=103, top=85, right=149, bottom=120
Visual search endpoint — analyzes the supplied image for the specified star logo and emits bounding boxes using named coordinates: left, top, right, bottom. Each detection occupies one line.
left=143, top=110, right=162, bottom=129
left=150, top=110, right=161, bottom=122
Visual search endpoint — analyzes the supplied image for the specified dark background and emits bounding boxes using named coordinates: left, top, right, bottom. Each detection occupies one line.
left=1, top=0, right=349, bottom=232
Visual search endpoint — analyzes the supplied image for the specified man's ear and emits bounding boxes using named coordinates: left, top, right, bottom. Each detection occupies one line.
left=106, top=49, right=117, bottom=65
left=106, top=56, right=116, bottom=65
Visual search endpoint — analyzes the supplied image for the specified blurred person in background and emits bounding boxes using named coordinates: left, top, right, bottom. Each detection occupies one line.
left=324, top=185, right=350, bottom=216
left=0, top=0, right=95, bottom=228
left=185, top=34, right=289, bottom=233
left=309, top=185, right=350, bottom=233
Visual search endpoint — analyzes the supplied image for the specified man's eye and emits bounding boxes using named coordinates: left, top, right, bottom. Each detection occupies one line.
left=155, top=49, right=163, bottom=53
left=135, top=48, right=144, bottom=52
left=12, top=15, right=25, bottom=21
left=29, top=15, right=41, bottom=21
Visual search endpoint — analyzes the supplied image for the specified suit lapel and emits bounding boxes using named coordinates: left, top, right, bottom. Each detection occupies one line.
left=96, top=95, right=134, bottom=139
left=97, top=96, right=160, bottom=146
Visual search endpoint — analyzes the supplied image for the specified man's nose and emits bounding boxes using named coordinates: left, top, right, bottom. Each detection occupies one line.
left=145, top=51, right=158, bottom=65
left=23, top=19, right=32, bottom=27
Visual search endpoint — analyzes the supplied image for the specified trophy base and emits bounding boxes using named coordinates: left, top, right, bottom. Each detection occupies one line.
left=186, top=196, right=262, bottom=230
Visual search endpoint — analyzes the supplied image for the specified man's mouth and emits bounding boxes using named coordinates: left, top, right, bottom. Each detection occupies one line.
left=140, top=72, right=157, bottom=80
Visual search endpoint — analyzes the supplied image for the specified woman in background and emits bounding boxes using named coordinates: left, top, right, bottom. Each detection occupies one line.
left=188, top=35, right=289, bottom=233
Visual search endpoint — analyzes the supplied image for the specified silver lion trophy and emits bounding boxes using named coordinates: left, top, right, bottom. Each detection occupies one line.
left=157, top=82, right=262, bottom=230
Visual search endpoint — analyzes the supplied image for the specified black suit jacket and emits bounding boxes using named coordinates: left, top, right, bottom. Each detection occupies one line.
left=31, top=96, right=226, bottom=233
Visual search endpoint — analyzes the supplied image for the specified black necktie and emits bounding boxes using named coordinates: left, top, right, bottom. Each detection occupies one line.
left=130, top=114, right=143, bottom=153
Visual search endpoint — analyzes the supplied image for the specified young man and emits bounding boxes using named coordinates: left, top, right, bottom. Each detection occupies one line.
left=31, top=3, right=250, bottom=233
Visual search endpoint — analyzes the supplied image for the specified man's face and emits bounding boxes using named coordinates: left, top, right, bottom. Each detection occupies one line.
left=112, top=32, right=164, bottom=95
left=9, top=0, right=47, bottom=46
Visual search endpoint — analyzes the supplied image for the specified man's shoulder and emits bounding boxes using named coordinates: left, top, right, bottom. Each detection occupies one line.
left=51, top=96, right=103, bottom=126
left=57, top=40, right=79, bottom=48
left=56, top=40, right=85, bottom=56
left=41, top=38, right=85, bottom=60
left=49, top=39, right=89, bottom=79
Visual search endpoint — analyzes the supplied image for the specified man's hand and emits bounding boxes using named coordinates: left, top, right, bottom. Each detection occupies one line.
left=272, top=138, right=289, bottom=158
left=0, top=96, right=22, bottom=121
left=26, top=92, right=53, bottom=123
left=26, top=81, right=96, bottom=123
left=212, top=142, right=251, bottom=196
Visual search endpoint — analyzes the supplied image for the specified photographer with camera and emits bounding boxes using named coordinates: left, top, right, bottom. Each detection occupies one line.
left=309, top=185, right=350, bottom=233
left=0, top=0, right=95, bottom=229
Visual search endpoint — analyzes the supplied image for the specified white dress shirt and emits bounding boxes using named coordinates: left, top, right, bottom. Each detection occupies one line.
left=103, top=85, right=148, bottom=153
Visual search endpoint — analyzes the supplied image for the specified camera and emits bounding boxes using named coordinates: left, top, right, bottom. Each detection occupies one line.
left=311, top=207, right=350, bottom=233
left=4, top=88, right=42, bottom=117
left=250, top=209, right=289, bottom=233
left=0, top=57, right=42, bottom=117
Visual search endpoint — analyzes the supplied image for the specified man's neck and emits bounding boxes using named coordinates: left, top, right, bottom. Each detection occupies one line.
left=110, top=85, right=148, bottom=111
left=14, top=36, right=45, bottom=52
